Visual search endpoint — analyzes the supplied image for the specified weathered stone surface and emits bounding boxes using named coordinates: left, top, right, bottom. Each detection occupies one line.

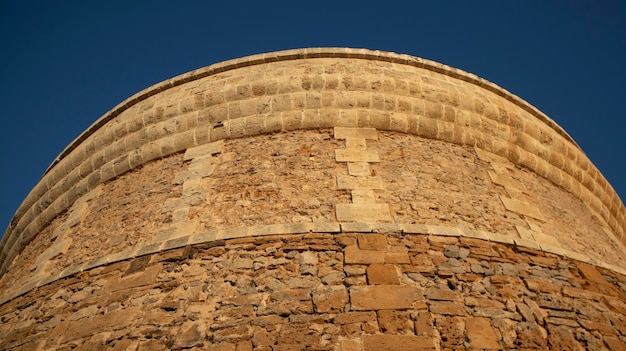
left=344, top=245, right=384, bottom=264
left=466, top=317, right=501, bottom=349
left=336, top=175, right=384, bottom=190
left=350, top=285, right=422, bottom=310
left=335, top=149, right=380, bottom=162
left=366, top=264, right=400, bottom=285
left=334, top=127, right=378, bottom=140
left=1, top=48, right=626, bottom=351
left=336, top=203, right=392, bottom=222
left=312, top=285, right=348, bottom=313
left=362, top=334, right=437, bottom=351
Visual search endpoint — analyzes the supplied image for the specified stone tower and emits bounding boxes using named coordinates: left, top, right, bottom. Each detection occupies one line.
left=1, top=48, right=625, bottom=350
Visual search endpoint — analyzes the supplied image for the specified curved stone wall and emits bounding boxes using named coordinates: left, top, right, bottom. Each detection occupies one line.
left=1, top=48, right=625, bottom=349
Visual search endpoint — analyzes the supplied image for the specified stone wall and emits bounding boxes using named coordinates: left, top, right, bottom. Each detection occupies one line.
left=2, top=49, right=624, bottom=277
left=1, top=48, right=625, bottom=351
left=2, top=128, right=623, bottom=306
left=1, top=233, right=625, bottom=350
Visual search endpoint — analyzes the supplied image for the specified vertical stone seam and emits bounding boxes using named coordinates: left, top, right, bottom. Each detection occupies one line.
left=333, top=127, right=392, bottom=222
left=154, top=140, right=224, bottom=243
left=475, top=147, right=564, bottom=252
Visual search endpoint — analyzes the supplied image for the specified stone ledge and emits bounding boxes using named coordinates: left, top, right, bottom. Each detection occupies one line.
left=2, top=221, right=624, bottom=307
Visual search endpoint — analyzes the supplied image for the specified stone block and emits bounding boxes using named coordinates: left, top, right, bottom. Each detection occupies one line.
left=427, top=301, right=465, bottom=316
left=362, top=335, right=437, bottom=351
left=312, top=285, right=348, bottom=313
left=336, top=203, right=391, bottom=222
left=335, top=311, right=377, bottom=324
left=500, top=196, right=546, bottom=221
left=367, top=264, right=400, bottom=285
left=338, top=339, right=362, bottom=351
left=488, top=171, right=525, bottom=193
left=531, top=231, right=561, bottom=248
left=347, top=162, right=371, bottom=176
left=384, top=252, right=411, bottom=264
left=344, top=245, right=384, bottom=264
left=377, top=310, right=413, bottom=334
left=61, top=307, right=141, bottom=342
left=334, top=127, right=378, bottom=140
left=351, top=189, right=376, bottom=203
left=345, top=138, right=367, bottom=150
left=184, top=140, right=224, bottom=160
left=466, top=317, right=501, bottom=349
left=337, top=175, right=383, bottom=190
left=335, top=149, right=380, bottom=162
left=357, top=234, right=387, bottom=250
left=350, top=285, right=422, bottom=310
left=425, top=287, right=460, bottom=301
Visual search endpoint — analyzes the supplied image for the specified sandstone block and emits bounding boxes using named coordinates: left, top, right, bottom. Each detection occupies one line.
left=362, top=334, right=437, bottom=351
left=466, top=317, right=501, bottom=349
left=347, top=162, right=371, bottom=176
left=428, top=301, right=465, bottom=316
left=367, top=264, right=400, bottom=285
left=377, top=310, right=413, bottom=334
left=344, top=138, right=367, bottom=151
left=312, top=285, right=348, bottom=313
left=337, top=175, right=383, bottom=190
left=384, top=252, right=411, bottom=264
left=338, top=339, right=362, bottom=351
left=171, top=321, right=207, bottom=350
left=351, top=189, right=376, bottom=203
left=105, top=264, right=162, bottom=292
left=350, top=285, right=422, bottom=310
left=336, top=203, right=391, bottom=222
left=335, top=149, right=380, bottom=162
left=344, top=245, right=384, bottom=264
left=357, top=234, right=387, bottom=250
left=424, top=287, right=459, bottom=301
left=500, top=196, right=546, bottom=221
left=334, top=127, right=378, bottom=140
left=335, top=311, right=377, bottom=324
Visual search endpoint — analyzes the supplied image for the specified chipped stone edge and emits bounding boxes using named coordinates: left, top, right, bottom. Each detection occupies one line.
left=2, top=221, right=624, bottom=307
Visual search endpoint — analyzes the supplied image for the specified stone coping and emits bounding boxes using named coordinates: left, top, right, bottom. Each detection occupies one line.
left=46, top=47, right=579, bottom=174
left=2, top=221, right=624, bottom=307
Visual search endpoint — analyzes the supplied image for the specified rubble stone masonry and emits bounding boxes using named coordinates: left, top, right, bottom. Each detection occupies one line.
left=0, top=48, right=624, bottom=350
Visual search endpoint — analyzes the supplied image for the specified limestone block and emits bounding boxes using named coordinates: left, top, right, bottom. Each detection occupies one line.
left=184, top=140, right=224, bottom=160
left=350, top=285, right=422, bottom=310
left=500, top=196, right=546, bottom=221
left=344, top=245, right=384, bottom=264
left=357, top=234, right=387, bottom=250
left=363, top=334, right=439, bottom=351
left=333, top=127, right=378, bottom=140
left=351, top=190, right=376, bottom=204
left=488, top=170, right=525, bottom=193
left=466, top=317, right=502, bottom=349
left=347, top=162, right=371, bottom=176
left=312, top=285, right=348, bottom=313
left=337, top=175, right=383, bottom=190
left=336, top=203, right=391, bottom=222
left=335, top=149, right=380, bottom=163
left=366, top=264, right=400, bottom=285
left=345, top=138, right=367, bottom=150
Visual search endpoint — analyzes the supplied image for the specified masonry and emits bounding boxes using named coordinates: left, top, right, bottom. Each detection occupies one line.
left=0, top=48, right=624, bottom=350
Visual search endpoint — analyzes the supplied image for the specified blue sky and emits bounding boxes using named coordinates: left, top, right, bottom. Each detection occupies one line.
left=1, top=1, right=625, bottom=234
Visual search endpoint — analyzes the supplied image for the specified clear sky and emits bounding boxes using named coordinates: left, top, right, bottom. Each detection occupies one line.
left=1, top=1, right=625, bottom=234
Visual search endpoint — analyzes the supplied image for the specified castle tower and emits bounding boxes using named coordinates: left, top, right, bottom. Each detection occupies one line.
left=1, top=48, right=625, bottom=350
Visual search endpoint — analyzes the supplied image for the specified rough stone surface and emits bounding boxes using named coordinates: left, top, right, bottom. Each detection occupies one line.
left=1, top=233, right=623, bottom=350
left=1, top=48, right=625, bottom=351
